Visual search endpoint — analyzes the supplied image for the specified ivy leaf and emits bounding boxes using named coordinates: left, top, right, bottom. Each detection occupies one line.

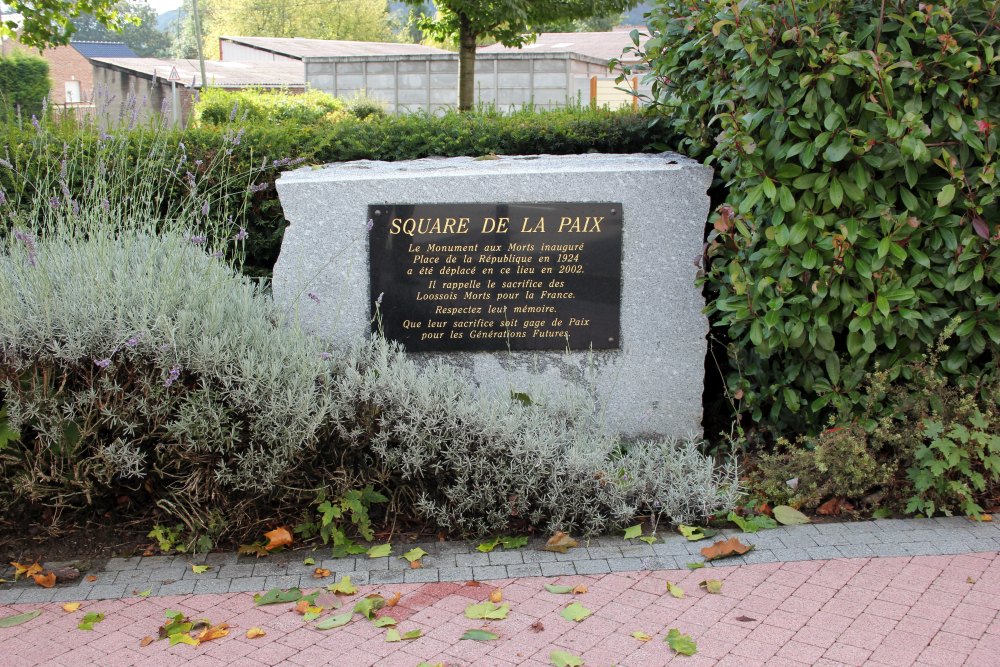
left=402, top=547, right=428, bottom=563
left=326, top=576, right=358, bottom=595
left=639, top=535, right=658, bottom=545
left=727, top=511, right=777, bottom=533
left=550, top=650, right=584, bottom=667
left=632, top=630, right=652, bottom=641
left=169, top=632, right=199, bottom=646
left=678, top=525, right=716, bottom=541
left=699, top=579, right=723, bottom=594
left=499, top=536, right=529, bottom=549
left=0, top=610, right=42, bottom=628
left=476, top=537, right=501, bottom=553
left=190, top=565, right=210, bottom=574
left=386, top=628, right=421, bottom=641
left=462, top=628, right=500, bottom=641
left=560, top=602, right=592, bottom=622
left=314, top=612, right=353, bottom=630
left=667, top=581, right=685, bottom=598
left=253, top=588, right=302, bottom=606
left=773, top=505, right=811, bottom=525
left=666, top=628, right=697, bottom=656
left=303, top=557, right=316, bottom=566
left=464, top=601, right=509, bottom=620
left=78, top=612, right=105, bottom=631
left=367, top=543, right=392, bottom=559
left=623, top=524, right=642, bottom=540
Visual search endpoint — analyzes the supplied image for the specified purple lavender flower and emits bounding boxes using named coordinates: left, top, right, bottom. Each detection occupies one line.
left=307, top=292, right=321, bottom=304
left=189, top=234, right=208, bottom=245
left=102, top=198, right=110, bottom=213
left=126, top=334, right=142, bottom=348
left=229, top=101, right=238, bottom=122
left=194, top=159, right=203, bottom=167
left=319, top=352, right=332, bottom=360
left=164, top=366, right=181, bottom=388
left=72, top=199, right=80, bottom=216
left=49, top=196, right=60, bottom=209
left=201, top=201, right=210, bottom=216
left=375, top=292, right=384, bottom=308
left=247, top=182, right=268, bottom=193
left=31, top=115, right=39, bottom=131
left=366, top=218, right=374, bottom=231
left=160, top=98, right=169, bottom=115
left=0, top=188, right=6, bottom=206
left=13, top=229, right=37, bottom=267
left=235, top=226, right=249, bottom=241
left=94, top=358, right=111, bottom=369
left=211, top=250, right=223, bottom=259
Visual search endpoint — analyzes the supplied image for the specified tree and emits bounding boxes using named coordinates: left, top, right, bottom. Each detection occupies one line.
left=1, top=0, right=125, bottom=49
left=72, top=2, right=172, bottom=57
left=404, top=0, right=639, bottom=111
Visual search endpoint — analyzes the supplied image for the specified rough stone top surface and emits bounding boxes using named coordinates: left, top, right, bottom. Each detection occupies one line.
left=278, top=152, right=704, bottom=184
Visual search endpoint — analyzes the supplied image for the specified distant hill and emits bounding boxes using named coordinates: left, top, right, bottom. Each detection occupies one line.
left=622, top=2, right=654, bottom=28
left=157, top=9, right=179, bottom=32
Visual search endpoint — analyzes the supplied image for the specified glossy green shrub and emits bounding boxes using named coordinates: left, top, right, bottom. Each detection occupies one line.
left=625, top=0, right=1000, bottom=432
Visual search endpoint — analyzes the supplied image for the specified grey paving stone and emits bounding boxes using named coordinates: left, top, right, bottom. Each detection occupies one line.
left=104, top=557, right=142, bottom=571
left=146, top=566, right=188, bottom=582
left=555, top=551, right=582, bottom=562
left=868, top=543, right=912, bottom=557
left=898, top=529, right=944, bottom=543
left=436, top=567, right=474, bottom=582
left=264, top=575, right=303, bottom=590
left=387, top=557, right=411, bottom=571
left=573, top=559, right=611, bottom=575
left=651, top=540, right=691, bottom=556
left=740, top=549, right=778, bottom=565
left=813, top=522, right=854, bottom=534
left=931, top=542, right=975, bottom=555
left=841, top=532, right=883, bottom=545
left=966, top=538, right=1000, bottom=553
left=194, top=578, right=233, bottom=594
left=183, top=567, right=218, bottom=580
left=353, top=558, right=390, bottom=572
left=873, top=518, right=924, bottom=531
left=586, top=547, right=624, bottom=560
left=769, top=548, right=812, bottom=562
left=157, top=580, right=196, bottom=596
left=505, top=564, right=544, bottom=578
left=0, top=590, right=22, bottom=605
left=135, top=555, right=176, bottom=567
left=217, top=564, right=257, bottom=579
left=15, top=588, right=57, bottom=603
left=811, top=534, right=851, bottom=547
left=640, top=556, right=677, bottom=571
left=428, top=554, right=457, bottom=569
left=902, top=542, right=941, bottom=556
left=49, top=587, right=89, bottom=602
left=437, top=541, right=474, bottom=555
left=203, top=553, right=238, bottom=566
left=368, top=570, right=405, bottom=585
left=805, top=546, right=844, bottom=560
left=252, top=562, right=289, bottom=578
left=403, top=569, right=440, bottom=584
left=488, top=551, right=524, bottom=566
left=114, top=570, right=152, bottom=585
left=228, top=577, right=267, bottom=593
left=521, top=550, right=558, bottom=563
left=472, top=565, right=509, bottom=581
left=455, top=553, right=492, bottom=567
left=836, top=545, right=876, bottom=559
left=320, top=559, right=356, bottom=572
left=88, top=583, right=129, bottom=599
left=607, top=557, right=644, bottom=573
left=540, top=562, right=576, bottom=577
left=778, top=534, right=819, bottom=549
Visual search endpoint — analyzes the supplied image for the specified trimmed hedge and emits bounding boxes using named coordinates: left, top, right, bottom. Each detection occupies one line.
left=1, top=106, right=669, bottom=277
left=0, top=52, right=50, bottom=121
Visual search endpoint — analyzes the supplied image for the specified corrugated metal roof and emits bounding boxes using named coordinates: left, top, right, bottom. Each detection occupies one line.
left=71, top=41, right=138, bottom=58
left=479, top=31, right=639, bottom=63
left=219, top=36, right=450, bottom=59
left=91, top=58, right=306, bottom=88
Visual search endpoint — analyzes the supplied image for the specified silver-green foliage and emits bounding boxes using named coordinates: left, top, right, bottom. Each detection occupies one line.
left=330, top=338, right=741, bottom=535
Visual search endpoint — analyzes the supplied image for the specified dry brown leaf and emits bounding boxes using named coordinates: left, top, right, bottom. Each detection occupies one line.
left=543, top=531, right=578, bottom=553
left=62, top=602, right=82, bottom=612
left=968, top=514, right=993, bottom=522
left=264, top=526, right=293, bottom=551
left=464, top=581, right=481, bottom=587
left=139, top=636, right=155, bottom=647
left=816, top=497, right=854, bottom=516
left=246, top=627, right=266, bottom=639
left=572, top=585, right=588, bottom=595
left=85, top=575, right=98, bottom=582
left=294, top=600, right=311, bottom=615
left=10, top=561, right=43, bottom=580
left=196, top=623, right=230, bottom=643
left=489, top=589, right=503, bottom=603
left=967, top=576, right=977, bottom=584
left=312, top=568, right=332, bottom=579
left=410, top=560, right=424, bottom=569
left=385, top=591, right=401, bottom=607
left=33, top=572, right=56, bottom=588
left=701, top=537, right=754, bottom=561
left=734, top=615, right=756, bottom=622
left=530, top=620, right=545, bottom=633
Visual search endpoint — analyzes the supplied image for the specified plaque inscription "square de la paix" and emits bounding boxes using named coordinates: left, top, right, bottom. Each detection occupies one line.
left=368, top=202, right=623, bottom=353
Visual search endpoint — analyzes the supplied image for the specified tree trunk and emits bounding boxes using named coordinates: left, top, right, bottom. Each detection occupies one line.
left=457, top=13, right=477, bottom=112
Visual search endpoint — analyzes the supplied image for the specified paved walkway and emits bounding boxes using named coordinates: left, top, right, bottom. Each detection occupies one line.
left=2, top=517, right=999, bottom=665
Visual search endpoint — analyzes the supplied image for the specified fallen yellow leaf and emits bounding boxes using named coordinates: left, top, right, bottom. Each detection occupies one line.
left=572, top=585, right=588, bottom=594
left=246, top=627, right=266, bottom=639
left=62, top=602, right=82, bottom=613
left=489, top=589, right=503, bottom=603
left=10, top=562, right=43, bottom=580
left=386, top=592, right=401, bottom=607
left=667, top=581, right=684, bottom=599
left=632, top=630, right=652, bottom=641
left=409, top=560, right=424, bottom=569
left=312, top=568, right=332, bottom=579
left=196, top=623, right=230, bottom=643
left=33, top=572, right=56, bottom=588
left=139, top=636, right=154, bottom=647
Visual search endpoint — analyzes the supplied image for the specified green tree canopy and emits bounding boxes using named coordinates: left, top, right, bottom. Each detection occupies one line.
left=72, top=1, right=171, bottom=57
left=1, top=0, right=125, bottom=48
left=405, top=0, right=639, bottom=110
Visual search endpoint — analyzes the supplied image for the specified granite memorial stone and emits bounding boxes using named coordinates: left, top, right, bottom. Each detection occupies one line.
left=273, top=153, right=712, bottom=438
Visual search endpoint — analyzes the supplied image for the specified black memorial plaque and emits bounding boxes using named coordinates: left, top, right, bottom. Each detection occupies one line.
left=368, top=202, right=622, bottom=352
